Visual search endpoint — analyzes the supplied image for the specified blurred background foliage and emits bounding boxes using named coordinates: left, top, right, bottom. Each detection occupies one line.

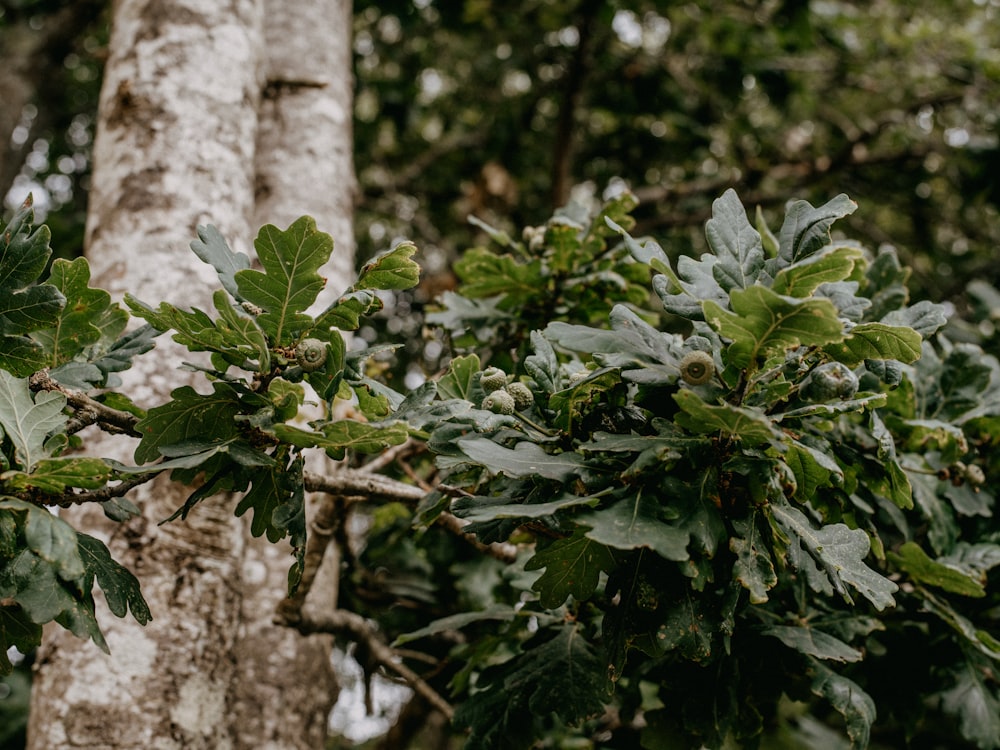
left=7, top=0, right=999, bottom=377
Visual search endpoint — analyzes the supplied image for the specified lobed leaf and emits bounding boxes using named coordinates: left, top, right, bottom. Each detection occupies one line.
left=777, top=194, right=857, bottom=262
left=770, top=503, right=897, bottom=610
left=133, top=383, right=243, bottom=465
left=272, top=420, right=409, bottom=460
left=824, top=322, right=922, bottom=366
left=887, top=541, right=985, bottom=597
left=77, top=533, right=151, bottom=624
left=235, top=217, right=332, bottom=344
left=354, top=241, right=420, bottom=291
left=579, top=494, right=690, bottom=561
left=705, top=188, right=765, bottom=292
left=808, top=659, right=875, bottom=748
left=730, top=515, right=777, bottom=603
left=0, top=371, right=67, bottom=471
left=763, top=625, right=863, bottom=663
left=30, top=258, right=115, bottom=367
left=525, top=531, right=616, bottom=608
left=703, top=285, right=844, bottom=368
left=673, top=390, right=777, bottom=445
left=2, top=457, right=112, bottom=494
left=0, top=197, right=65, bottom=373
left=190, top=224, right=251, bottom=300
left=452, top=247, right=543, bottom=301
left=771, top=244, right=864, bottom=298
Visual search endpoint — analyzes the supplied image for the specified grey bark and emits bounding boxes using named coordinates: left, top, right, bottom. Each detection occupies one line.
left=231, top=3, right=355, bottom=744
left=26, top=1, right=354, bottom=747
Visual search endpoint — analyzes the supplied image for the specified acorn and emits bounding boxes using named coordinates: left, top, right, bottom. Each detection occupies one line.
left=679, top=350, right=715, bottom=385
left=800, top=362, right=859, bottom=401
left=505, top=382, right=534, bottom=410
left=294, top=338, right=328, bottom=373
left=480, top=366, right=508, bottom=393
left=482, top=389, right=516, bottom=415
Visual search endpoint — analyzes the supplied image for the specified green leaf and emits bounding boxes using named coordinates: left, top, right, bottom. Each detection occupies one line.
left=457, top=438, right=585, bottom=481
left=452, top=246, right=543, bottom=300
left=703, top=286, right=844, bottom=368
left=673, top=390, right=777, bottom=445
left=763, top=625, right=862, bottom=662
left=888, top=541, right=985, bottom=597
left=882, top=300, right=949, bottom=338
left=437, top=353, right=480, bottom=400
left=30, top=258, right=113, bottom=367
left=649, top=590, right=715, bottom=661
left=190, top=224, right=251, bottom=300
left=651, top=253, right=728, bottom=321
left=212, top=290, right=271, bottom=371
left=235, top=216, right=332, bottom=344
left=808, top=659, right=875, bottom=749
left=133, top=383, right=243, bottom=465
left=524, top=330, right=560, bottom=394
left=0, top=607, right=41, bottom=674
left=824, top=322, right=922, bottom=366
left=784, top=440, right=843, bottom=500
left=393, top=607, right=518, bottom=646
left=525, top=531, right=615, bottom=608
left=0, top=371, right=67, bottom=471
left=88, top=323, right=158, bottom=380
left=580, top=494, right=689, bottom=561
left=77, top=533, right=151, bottom=624
left=235, top=464, right=294, bottom=543
left=272, top=420, right=409, bottom=460
left=0, top=548, right=107, bottom=653
left=453, top=625, right=606, bottom=748
left=705, top=188, right=764, bottom=292
left=771, top=244, right=864, bottom=298
left=770, top=503, right=897, bottom=610
left=2, top=457, right=112, bottom=494
left=0, top=336, right=49, bottom=378
left=313, top=289, right=382, bottom=331
left=354, top=241, right=420, bottom=290
left=730, top=515, right=777, bottom=604
left=777, top=194, right=857, bottom=262
left=0, top=198, right=65, bottom=372
left=0, top=499, right=86, bottom=584
left=455, top=492, right=600, bottom=523
left=869, top=410, right=913, bottom=509
left=939, top=657, right=1000, bottom=748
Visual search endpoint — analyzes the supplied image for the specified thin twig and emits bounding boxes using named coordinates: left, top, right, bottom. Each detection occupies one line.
left=28, top=371, right=142, bottom=438
left=59, top=474, right=155, bottom=506
left=284, top=608, right=455, bottom=720
left=437, top=511, right=519, bottom=564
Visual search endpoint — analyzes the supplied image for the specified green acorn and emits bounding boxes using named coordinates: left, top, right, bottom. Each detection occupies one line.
left=482, top=389, right=516, bottom=415
left=801, top=362, right=859, bottom=401
left=480, top=366, right=508, bottom=393
left=294, top=338, right=328, bottom=373
left=504, top=382, right=534, bottom=410
left=679, top=350, right=715, bottom=385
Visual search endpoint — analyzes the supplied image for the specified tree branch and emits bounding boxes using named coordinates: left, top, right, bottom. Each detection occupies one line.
left=280, top=608, right=455, bottom=720
left=29, top=371, right=143, bottom=438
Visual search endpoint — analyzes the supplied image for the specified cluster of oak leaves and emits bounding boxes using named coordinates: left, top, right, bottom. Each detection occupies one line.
left=1, top=189, right=999, bottom=749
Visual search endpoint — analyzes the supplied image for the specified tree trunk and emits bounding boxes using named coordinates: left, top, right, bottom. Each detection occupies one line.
left=26, top=1, right=353, bottom=747
left=230, top=0, right=354, bottom=746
